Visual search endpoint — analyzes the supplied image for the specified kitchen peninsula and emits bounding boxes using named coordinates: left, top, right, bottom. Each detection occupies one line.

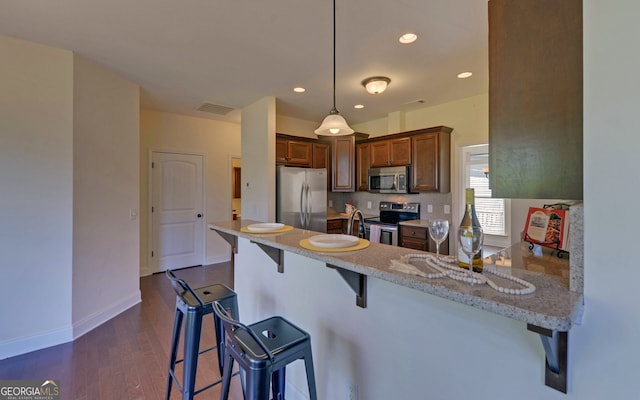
left=209, top=215, right=583, bottom=397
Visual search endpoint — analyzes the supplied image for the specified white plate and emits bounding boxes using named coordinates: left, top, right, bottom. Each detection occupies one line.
left=246, top=223, right=285, bottom=232
left=308, top=234, right=359, bottom=249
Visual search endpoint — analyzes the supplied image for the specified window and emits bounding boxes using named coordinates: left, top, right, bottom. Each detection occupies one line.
left=462, top=145, right=510, bottom=246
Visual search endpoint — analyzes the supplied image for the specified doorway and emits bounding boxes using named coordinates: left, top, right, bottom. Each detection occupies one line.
left=150, top=151, right=205, bottom=273
left=231, top=157, right=241, bottom=220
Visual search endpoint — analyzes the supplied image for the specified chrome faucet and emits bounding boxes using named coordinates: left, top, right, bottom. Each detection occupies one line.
left=347, top=209, right=365, bottom=238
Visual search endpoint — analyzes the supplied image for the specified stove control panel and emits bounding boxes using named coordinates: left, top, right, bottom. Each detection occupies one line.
left=379, top=201, right=420, bottom=213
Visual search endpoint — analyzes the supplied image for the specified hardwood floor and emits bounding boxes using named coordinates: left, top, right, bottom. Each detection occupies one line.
left=0, top=263, right=244, bottom=399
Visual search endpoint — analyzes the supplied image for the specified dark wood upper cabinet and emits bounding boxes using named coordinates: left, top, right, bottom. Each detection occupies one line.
left=312, top=142, right=329, bottom=169
left=327, top=133, right=369, bottom=192
left=411, top=131, right=450, bottom=193
left=488, top=0, right=583, bottom=199
left=370, top=137, right=411, bottom=167
left=356, top=143, right=370, bottom=191
left=276, top=134, right=326, bottom=168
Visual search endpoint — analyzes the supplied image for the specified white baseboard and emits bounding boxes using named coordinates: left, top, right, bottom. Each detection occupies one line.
left=0, top=291, right=141, bottom=361
left=72, top=290, right=141, bottom=339
left=139, top=265, right=152, bottom=277
left=285, top=382, right=308, bottom=400
left=0, top=325, right=73, bottom=361
left=206, top=254, right=231, bottom=265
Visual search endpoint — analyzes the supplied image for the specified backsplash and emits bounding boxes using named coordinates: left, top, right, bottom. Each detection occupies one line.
left=328, top=191, right=452, bottom=222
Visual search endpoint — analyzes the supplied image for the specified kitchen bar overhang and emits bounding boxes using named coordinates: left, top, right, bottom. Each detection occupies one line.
left=209, top=212, right=584, bottom=394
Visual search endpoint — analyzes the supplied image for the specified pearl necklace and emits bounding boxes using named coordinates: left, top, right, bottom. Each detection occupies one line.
left=391, top=253, right=536, bottom=295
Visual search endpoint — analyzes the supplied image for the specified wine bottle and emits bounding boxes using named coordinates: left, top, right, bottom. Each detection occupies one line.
left=458, top=188, right=483, bottom=272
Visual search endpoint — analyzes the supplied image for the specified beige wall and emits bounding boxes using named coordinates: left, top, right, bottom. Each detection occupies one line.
left=275, top=114, right=318, bottom=138
left=0, top=35, right=74, bottom=358
left=72, top=55, right=141, bottom=335
left=0, top=35, right=141, bottom=359
left=139, top=109, right=241, bottom=273
left=241, top=96, right=276, bottom=222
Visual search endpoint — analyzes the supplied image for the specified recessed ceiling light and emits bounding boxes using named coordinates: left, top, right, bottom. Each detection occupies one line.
left=399, top=33, right=418, bottom=44
left=457, top=72, right=473, bottom=79
left=293, top=87, right=306, bottom=93
left=354, top=104, right=364, bottom=109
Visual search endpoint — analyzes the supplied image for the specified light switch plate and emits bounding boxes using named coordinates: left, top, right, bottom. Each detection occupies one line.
left=444, top=205, right=451, bottom=214
left=427, top=204, right=433, bottom=213
left=367, top=201, right=372, bottom=209
left=329, top=200, right=333, bottom=208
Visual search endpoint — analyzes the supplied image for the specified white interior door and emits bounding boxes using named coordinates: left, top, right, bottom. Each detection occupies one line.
left=151, top=152, right=204, bottom=273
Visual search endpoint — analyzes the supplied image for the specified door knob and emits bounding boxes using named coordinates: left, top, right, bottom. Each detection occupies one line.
left=197, top=213, right=202, bottom=218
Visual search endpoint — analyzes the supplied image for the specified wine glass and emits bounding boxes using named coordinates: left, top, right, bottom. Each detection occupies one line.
left=428, top=219, right=450, bottom=263
left=458, top=226, right=484, bottom=280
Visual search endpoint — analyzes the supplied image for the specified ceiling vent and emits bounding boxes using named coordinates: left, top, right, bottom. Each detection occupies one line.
left=196, top=102, right=235, bottom=115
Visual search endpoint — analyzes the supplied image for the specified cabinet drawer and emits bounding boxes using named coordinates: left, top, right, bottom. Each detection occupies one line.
left=400, top=225, right=428, bottom=240
left=400, top=237, right=428, bottom=251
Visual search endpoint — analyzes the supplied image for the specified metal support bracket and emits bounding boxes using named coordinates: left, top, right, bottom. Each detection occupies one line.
left=527, top=324, right=568, bottom=393
left=327, top=264, right=367, bottom=308
left=214, top=230, right=237, bottom=254
left=251, top=242, right=284, bottom=273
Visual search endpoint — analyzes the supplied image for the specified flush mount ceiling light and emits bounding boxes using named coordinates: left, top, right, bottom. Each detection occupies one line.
left=399, top=33, right=418, bottom=44
left=457, top=71, right=473, bottom=79
left=315, top=0, right=354, bottom=136
left=293, top=87, right=306, bottom=93
left=361, top=76, right=391, bottom=95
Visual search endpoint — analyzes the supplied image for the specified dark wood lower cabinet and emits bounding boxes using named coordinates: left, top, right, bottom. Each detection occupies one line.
left=399, top=225, right=449, bottom=254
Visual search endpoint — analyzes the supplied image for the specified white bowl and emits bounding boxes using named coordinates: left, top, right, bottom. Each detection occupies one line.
left=308, top=234, right=359, bottom=249
left=246, top=223, right=285, bottom=232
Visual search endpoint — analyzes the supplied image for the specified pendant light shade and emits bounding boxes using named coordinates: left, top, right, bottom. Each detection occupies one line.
left=315, top=0, right=354, bottom=136
left=315, top=109, right=354, bottom=136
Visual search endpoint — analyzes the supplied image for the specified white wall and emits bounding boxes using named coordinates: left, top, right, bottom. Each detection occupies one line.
left=72, top=55, right=141, bottom=336
left=577, top=0, right=640, bottom=397
left=140, top=109, right=241, bottom=271
left=0, top=35, right=74, bottom=359
left=241, top=96, right=276, bottom=222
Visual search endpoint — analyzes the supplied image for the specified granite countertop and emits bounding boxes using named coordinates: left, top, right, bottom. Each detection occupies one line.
left=399, top=219, right=430, bottom=228
left=209, top=219, right=583, bottom=331
left=327, top=211, right=377, bottom=220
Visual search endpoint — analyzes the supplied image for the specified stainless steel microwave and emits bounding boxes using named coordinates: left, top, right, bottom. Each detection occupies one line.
left=368, top=166, right=410, bottom=193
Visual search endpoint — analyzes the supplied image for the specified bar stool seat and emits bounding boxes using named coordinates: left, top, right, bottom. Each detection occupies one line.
left=213, top=301, right=318, bottom=400
left=165, top=269, right=239, bottom=400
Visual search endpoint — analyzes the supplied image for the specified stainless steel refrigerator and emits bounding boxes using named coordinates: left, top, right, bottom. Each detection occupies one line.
left=276, top=166, right=327, bottom=232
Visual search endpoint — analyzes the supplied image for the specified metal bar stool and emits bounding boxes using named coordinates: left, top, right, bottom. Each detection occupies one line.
left=165, top=269, right=240, bottom=400
left=212, top=301, right=318, bottom=400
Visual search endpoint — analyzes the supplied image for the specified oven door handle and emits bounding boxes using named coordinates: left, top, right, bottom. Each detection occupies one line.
left=393, top=174, right=399, bottom=192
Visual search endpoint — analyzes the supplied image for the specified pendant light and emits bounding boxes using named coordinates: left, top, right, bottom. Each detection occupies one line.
left=315, top=0, right=354, bottom=136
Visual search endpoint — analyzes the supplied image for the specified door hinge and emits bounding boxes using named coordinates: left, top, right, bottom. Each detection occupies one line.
left=152, top=206, right=154, bottom=212
left=151, top=251, right=154, bottom=257
left=152, top=162, right=155, bottom=168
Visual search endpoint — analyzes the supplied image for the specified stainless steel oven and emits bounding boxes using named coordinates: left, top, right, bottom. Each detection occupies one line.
left=364, top=201, right=420, bottom=246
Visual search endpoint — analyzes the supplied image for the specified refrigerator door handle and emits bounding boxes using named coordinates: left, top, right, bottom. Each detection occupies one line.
left=299, top=183, right=305, bottom=227
left=306, top=183, right=312, bottom=226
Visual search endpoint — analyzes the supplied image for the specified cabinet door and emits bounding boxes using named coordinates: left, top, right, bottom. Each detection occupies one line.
left=327, top=219, right=343, bottom=234
left=369, top=141, right=390, bottom=167
left=411, top=132, right=450, bottom=192
left=489, top=0, right=582, bottom=199
left=356, top=143, right=370, bottom=191
left=286, top=140, right=312, bottom=167
left=276, top=138, right=288, bottom=165
left=331, top=136, right=355, bottom=192
left=388, top=137, right=411, bottom=165
left=411, top=133, right=438, bottom=191
left=312, top=142, right=329, bottom=169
